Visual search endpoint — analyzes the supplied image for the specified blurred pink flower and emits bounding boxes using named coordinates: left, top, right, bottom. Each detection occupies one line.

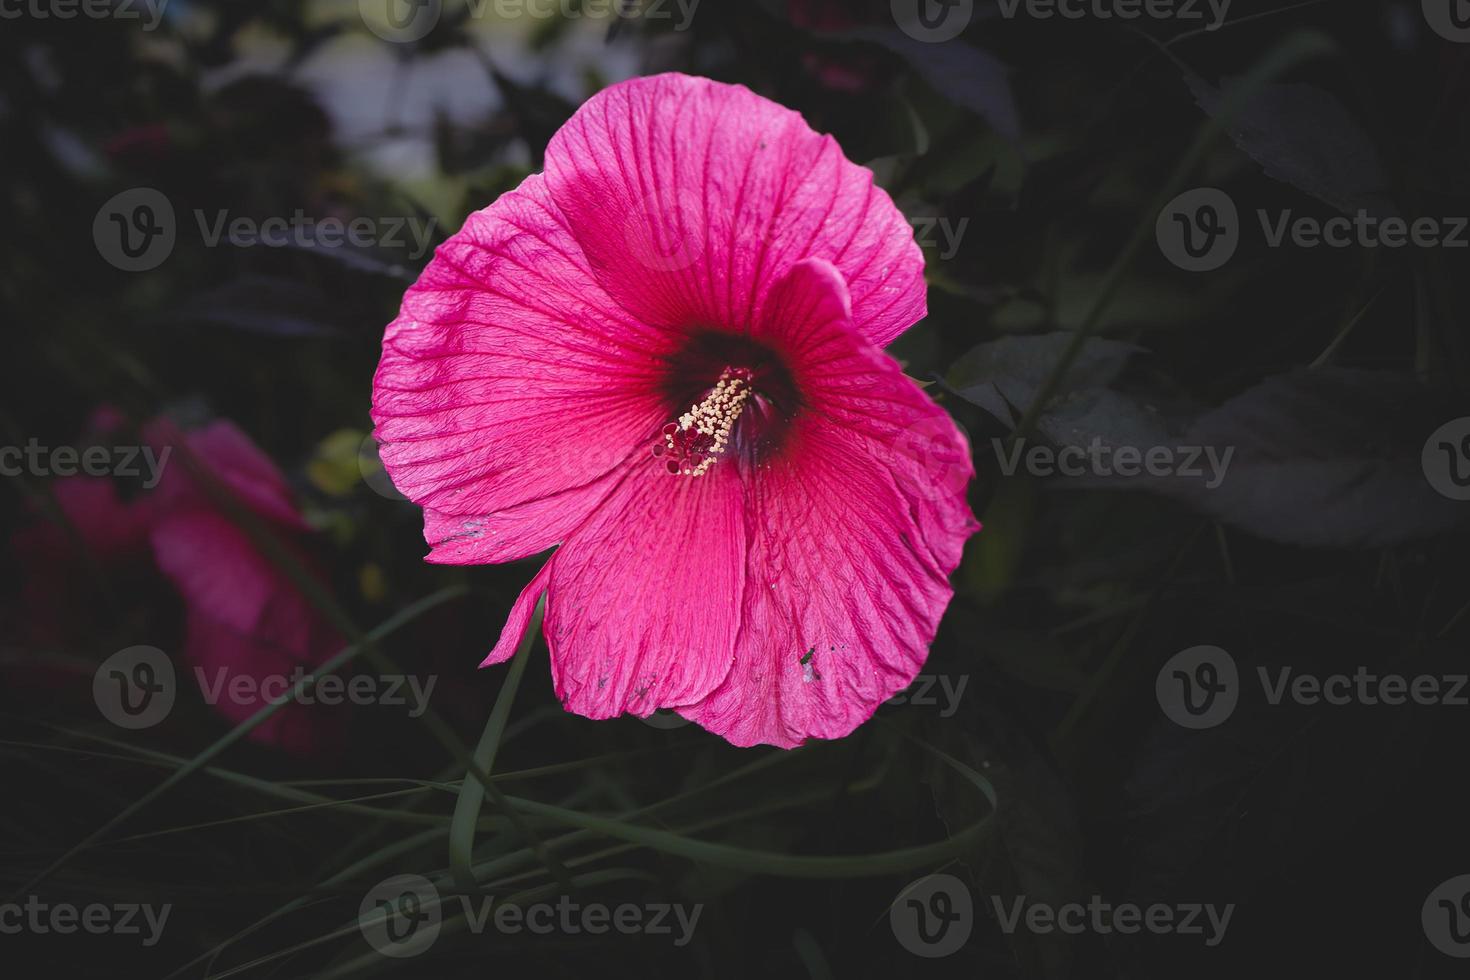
left=10, top=474, right=153, bottom=657
left=373, top=73, right=977, bottom=748
left=787, top=0, right=855, bottom=31
left=788, top=0, right=887, bottom=93
left=102, top=122, right=174, bottom=167
left=145, top=419, right=347, bottom=755
left=11, top=414, right=344, bottom=754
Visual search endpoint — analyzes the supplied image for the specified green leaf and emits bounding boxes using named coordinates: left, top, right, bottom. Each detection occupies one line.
left=448, top=592, right=545, bottom=890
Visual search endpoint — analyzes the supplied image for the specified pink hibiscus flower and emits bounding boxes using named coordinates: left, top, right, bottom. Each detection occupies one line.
left=10, top=413, right=345, bottom=754
left=145, top=418, right=347, bottom=755
left=372, top=73, right=978, bottom=748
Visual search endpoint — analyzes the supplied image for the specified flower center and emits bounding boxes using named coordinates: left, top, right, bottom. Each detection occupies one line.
left=655, top=331, right=802, bottom=476
left=654, top=368, right=754, bottom=476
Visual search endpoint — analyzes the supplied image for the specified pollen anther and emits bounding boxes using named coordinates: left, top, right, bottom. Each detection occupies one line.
left=657, top=368, right=754, bottom=476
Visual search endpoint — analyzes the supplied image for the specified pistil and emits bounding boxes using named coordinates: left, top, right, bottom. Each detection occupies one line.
left=654, top=368, right=754, bottom=476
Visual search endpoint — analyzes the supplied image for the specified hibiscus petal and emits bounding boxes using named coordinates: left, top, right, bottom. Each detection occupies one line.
left=151, top=511, right=276, bottom=629
left=420, top=459, right=626, bottom=566
left=20, top=475, right=152, bottom=564
left=151, top=510, right=345, bottom=754
left=146, top=419, right=307, bottom=531
left=544, top=72, right=926, bottom=347
left=757, top=258, right=977, bottom=573
left=679, top=259, right=978, bottom=747
left=177, top=606, right=346, bottom=757
left=372, top=173, right=674, bottom=564
left=481, top=558, right=552, bottom=666
left=543, top=461, right=747, bottom=720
